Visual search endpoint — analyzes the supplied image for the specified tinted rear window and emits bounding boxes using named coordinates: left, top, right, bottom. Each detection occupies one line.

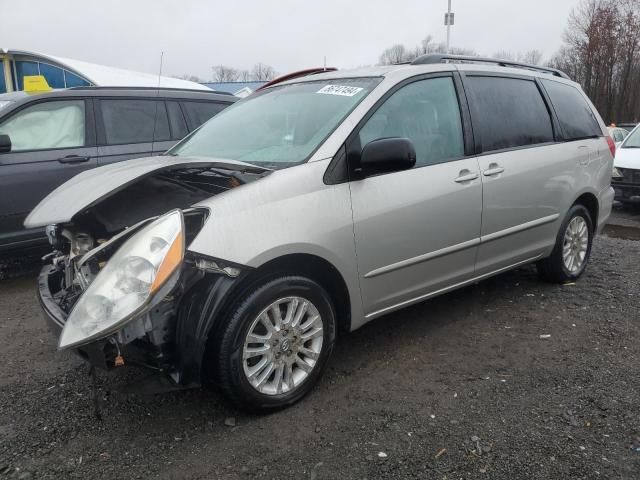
left=181, top=101, right=227, bottom=130
left=541, top=80, right=601, bottom=140
left=467, top=76, right=554, bottom=153
left=100, top=99, right=170, bottom=145
left=166, top=101, right=188, bottom=140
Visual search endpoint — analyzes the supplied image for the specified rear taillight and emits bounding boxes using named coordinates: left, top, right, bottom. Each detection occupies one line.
left=606, top=136, right=616, bottom=158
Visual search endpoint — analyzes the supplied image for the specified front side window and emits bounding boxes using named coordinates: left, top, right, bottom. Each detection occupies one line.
left=0, top=100, right=85, bottom=151
left=170, top=78, right=381, bottom=169
left=100, top=99, right=170, bottom=145
left=358, top=76, right=464, bottom=167
left=467, top=76, right=554, bottom=152
left=542, top=80, right=601, bottom=141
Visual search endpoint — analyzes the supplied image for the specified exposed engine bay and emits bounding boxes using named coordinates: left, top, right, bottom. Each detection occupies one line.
left=40, top=164, right=267, bottom=379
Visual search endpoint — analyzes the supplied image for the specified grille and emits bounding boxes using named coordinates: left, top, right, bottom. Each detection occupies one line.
left=616, top=167, right=640, bottom=184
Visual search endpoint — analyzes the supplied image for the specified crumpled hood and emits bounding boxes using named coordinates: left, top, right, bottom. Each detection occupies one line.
left=614, top=147, right=640, bottom=169
left=24, top=155, right=261, bottom=228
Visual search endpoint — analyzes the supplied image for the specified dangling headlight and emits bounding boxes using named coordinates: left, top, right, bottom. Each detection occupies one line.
left=58, top=210, right=185, bottom=349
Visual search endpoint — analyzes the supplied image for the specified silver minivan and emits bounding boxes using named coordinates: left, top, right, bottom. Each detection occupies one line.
left=29, top=55, right=615, bottom=411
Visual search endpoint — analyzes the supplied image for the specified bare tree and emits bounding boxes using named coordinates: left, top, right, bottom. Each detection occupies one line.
left=379, top=37, right=477, bottom=65
left=174, top=74, right=203, bottom=83
left=493, top=50, right=517, bottom=61
left=251, top=63, right=277, bottom=81
left=551, top=0, right=640, bottom=122
left=212, top=65, right=240, bottom=82
left=379, top=44, right=410, bottom=65
left=520, top=50, right=544, bottom=65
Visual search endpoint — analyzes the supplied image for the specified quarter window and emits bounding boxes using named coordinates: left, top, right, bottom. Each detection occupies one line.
left=466, top=76, right=554, bottom=152
left=100, top=99, right=170, bottom=145
left=0, top=100, right=85, bottom=151
left=359, top=77, right=465, bottom=167
left=541, top=80, right=601, bottom=140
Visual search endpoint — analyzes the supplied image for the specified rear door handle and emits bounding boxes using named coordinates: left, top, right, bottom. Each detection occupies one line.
left=58, top=155, right=90, bottom=164
left=454, top=170, right=479, bottom=183
left=483, top=164, right=504, bottom=176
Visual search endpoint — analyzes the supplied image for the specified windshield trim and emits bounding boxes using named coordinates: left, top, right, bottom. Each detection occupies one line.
left=167, top=76, right=384, bottom=170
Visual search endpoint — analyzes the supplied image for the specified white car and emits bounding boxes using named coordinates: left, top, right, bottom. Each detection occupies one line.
left=607, top=126, right=629, bottom=147
left=612, top=124, right=640, bottom=203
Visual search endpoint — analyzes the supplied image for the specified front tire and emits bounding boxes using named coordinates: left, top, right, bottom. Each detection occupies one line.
left=537, top=204, right=593, bottom=283
left=214, top=275, right=336, bottom=412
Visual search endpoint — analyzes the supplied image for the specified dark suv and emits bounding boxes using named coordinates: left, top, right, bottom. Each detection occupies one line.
left=0, top=87, right=236, bottom=252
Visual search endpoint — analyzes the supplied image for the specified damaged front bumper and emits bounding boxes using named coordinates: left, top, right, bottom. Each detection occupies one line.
left=38, top=255, right=247, bottom=388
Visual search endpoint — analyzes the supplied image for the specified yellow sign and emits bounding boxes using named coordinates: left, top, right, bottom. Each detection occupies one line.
left=23, top=75, right=52, bottom=93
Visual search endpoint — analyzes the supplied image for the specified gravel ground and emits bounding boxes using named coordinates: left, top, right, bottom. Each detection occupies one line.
left=1, top=209, right=639, bottom=479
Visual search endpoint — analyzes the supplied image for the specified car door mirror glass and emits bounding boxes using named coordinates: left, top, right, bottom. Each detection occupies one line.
left=360, top=137, right=416, bottom=175
left=0, top=134, right=11, bottom=153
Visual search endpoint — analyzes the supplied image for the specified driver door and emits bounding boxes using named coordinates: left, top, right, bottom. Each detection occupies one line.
left=348, top=74, right=482, bottom=319
left=0, top=98, right=97, bottom=247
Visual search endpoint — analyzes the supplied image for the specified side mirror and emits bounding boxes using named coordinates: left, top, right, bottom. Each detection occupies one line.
left=360, top=137, right=416, bottom=176
left=0, top=134, right=11, bottom=154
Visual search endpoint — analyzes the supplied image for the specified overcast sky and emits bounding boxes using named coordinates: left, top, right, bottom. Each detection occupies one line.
left=2, top=0, right=578, bottom=80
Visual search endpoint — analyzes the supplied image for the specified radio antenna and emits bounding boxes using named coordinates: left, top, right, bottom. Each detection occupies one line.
left=151, top=51, right=164, bottom=149
left=157, top=51, right=164, bottom=87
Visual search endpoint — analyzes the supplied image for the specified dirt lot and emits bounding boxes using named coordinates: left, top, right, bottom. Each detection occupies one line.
left=1, top=208, right=639, bottom=479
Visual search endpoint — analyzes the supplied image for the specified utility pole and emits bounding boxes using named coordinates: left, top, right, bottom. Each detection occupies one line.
left=444, top=0, right=454, bottom=54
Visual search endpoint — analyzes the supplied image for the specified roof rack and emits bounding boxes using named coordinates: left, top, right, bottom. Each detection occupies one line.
left=410, top=53, right=570, bottom=80
left=67, top=86, right=234, bottom=95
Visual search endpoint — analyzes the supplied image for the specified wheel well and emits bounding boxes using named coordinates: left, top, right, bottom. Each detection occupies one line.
left=227, top=254, right=352, bottom=335
left=573, top=193, right=599, bottom=227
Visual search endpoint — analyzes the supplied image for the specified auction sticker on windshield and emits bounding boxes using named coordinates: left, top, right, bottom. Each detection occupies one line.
left=317, top=85, right=364, bottom=97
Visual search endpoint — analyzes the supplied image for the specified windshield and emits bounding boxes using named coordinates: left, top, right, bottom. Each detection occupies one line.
left=623, top=126, right=640, bottom=148
left=169, top=77, right=381, bottom=169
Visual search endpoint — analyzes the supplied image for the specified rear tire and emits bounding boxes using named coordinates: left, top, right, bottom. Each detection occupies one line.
left=213, top=275, right=336, bottom=412
left=537, top=204, right=593, bottom=283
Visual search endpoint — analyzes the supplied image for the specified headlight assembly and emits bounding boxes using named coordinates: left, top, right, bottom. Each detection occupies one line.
left=612, top=166, right=624, bottom=179
left=58, top=210, right=185, bottom=350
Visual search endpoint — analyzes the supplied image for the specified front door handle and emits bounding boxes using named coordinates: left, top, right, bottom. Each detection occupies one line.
left=58, top=155, right=90, bottom=164
left=454, top=170, right=479, bottom=183
left=483, top=163, right=504, bottom=176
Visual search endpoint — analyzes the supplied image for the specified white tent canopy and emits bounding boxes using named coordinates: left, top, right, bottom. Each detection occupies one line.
left=1, top=49, right=210, bottom=91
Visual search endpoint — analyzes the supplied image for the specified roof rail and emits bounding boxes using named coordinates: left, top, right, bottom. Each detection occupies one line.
left=66, top=86, right=234, bottom=95
left=410, top=53, right=570, bottom=80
